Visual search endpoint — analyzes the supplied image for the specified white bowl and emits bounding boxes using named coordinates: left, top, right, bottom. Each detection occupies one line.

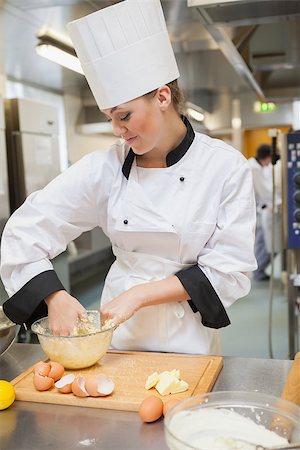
left=164, top=391, right=300, bottom=450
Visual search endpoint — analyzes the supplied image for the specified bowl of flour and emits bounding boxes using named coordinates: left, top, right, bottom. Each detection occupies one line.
left=164, top=391, right=300, bottom=450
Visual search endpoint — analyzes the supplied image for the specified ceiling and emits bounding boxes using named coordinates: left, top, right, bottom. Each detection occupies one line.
left=1, top=0, right=300, bottom=112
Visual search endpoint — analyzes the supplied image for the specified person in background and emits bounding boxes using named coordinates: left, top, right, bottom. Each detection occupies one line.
left=260, top=153, right=282, bottom=263
left=0, top=0, right=257, bottom=355
left=248, top=145, right=272, bottom=281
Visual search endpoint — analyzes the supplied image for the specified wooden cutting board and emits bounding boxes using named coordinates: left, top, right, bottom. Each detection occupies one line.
left=11, top=350, right=223, bottom=412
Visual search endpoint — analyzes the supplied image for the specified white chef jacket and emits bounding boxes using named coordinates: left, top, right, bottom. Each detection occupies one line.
left=248, top=157, right=281, bottom=253
left=260, top=161, right=282, bottom=253
left=248, top=157, right=270, bottom=208
left=0, top=118, right=257, bottom=354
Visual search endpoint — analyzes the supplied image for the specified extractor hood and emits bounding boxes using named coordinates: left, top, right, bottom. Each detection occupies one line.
left=187, top=0, right=300, bottom=26
left=76, top=104, right=113, bottom=135
left=188, top=0, right=300, bottom=100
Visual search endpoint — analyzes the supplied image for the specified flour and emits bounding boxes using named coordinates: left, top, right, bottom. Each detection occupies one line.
left=167, top=408, right=289, bottom=450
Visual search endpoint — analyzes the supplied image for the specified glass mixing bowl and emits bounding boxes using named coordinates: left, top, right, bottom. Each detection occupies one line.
left=31, top=310, right=115, bottom=369
left=164, top=391, right=300, bottom=450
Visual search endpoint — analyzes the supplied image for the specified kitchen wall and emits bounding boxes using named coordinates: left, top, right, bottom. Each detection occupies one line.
left=202, top=89, right=294, bottom=154
left=204, top=91, right=293, bottom=132
left=240, top=92, right=293, bottom=129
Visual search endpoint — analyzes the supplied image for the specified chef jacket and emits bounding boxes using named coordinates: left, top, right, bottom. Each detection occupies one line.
left=0, top=117, right=257, bottom=354
left=248, top=157, right=271, bottom=209
left=248, top=157, right=281, bottom=254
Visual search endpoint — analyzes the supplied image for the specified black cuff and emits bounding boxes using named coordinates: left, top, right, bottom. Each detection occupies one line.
left=3, top=270, right=65, bottom=327
left=175, top=265, right=230, bottom=329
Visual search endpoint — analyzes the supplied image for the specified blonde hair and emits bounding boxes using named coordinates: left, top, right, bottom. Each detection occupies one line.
left=144, top=80, right=185, bottom=115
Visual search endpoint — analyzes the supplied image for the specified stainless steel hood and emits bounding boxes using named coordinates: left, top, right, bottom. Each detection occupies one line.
left=188, top=0, right=300, bottom=26
left=188, top=0, right=300, bottom=101
left=76, top=101, right=113, bottom=135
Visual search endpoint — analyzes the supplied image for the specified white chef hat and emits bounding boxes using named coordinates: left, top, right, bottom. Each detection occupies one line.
left=67, top=0, right=179, bottom=110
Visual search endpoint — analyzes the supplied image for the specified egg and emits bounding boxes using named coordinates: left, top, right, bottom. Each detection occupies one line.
left=163, top=399, right=180, bottom=416
left=85, top=374, right=115, bottom=397
left=48, top=361, right=64, bottom=382
left=54, top=374, right=75, bottom=394
left=139, top=395, right=164, bottom=423
left=33, top=373, right=54, bottom=391
left=71, top=376, right=89, bottom=397
left=33, top=361, right=51, bottom=377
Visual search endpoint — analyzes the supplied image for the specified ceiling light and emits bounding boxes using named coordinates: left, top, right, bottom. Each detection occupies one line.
left=186, top=107, right=204, bottom=122
left=185, top=101, right=205, bottom=122
left=231, top=117, right=241, bottom=129
left=36, top=30, right=84, bottom=75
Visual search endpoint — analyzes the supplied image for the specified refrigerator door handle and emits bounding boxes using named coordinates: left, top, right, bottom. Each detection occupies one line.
left=7, top=132, right=26, bottom=212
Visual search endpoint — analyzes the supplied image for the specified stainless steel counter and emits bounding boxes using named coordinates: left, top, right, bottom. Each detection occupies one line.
left=0, top=344, right=293, bottom=450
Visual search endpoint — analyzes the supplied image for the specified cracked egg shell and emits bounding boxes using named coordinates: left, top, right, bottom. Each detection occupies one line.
left=85, top=375, right=114, bottom=397
left=33, top=361, right=51, bottom=377
left=48, top=361, right=64, bottom=381
left=71, top=376, right=89, bottom=397
left=55, top=374, right=75, bottom=394
left=33, top=373, right=54, bottom=391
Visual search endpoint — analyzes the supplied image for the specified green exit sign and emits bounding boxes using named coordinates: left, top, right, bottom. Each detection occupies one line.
left=254, top=101, right=277, bottom=113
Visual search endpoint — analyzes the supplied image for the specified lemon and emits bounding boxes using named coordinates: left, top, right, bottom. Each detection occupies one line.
left=0, top=380, right=15, bottom=410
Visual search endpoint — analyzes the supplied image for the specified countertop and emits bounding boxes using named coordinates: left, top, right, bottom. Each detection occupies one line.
left=0, top=344, right=293, bottom=450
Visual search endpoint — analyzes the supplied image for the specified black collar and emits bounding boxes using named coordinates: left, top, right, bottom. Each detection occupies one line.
left=122, top=116, right=195, bottom=179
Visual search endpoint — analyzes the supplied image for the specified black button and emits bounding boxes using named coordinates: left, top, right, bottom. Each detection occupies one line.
left=294, top=173, right=300, bottom=187
left=294, top=210, right=300, bottom=222
left=180, top=177, right=185, bottom=182
left=123, top=219, right=128, bottom=225
left=294, top=191, right=300, bottom=204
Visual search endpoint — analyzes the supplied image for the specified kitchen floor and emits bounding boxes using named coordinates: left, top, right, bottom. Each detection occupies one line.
left=71, top=266, right=295, bottom=361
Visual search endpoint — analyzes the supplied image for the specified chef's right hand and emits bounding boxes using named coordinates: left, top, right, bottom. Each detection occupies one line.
left=45, top=290, right=87, bottom=336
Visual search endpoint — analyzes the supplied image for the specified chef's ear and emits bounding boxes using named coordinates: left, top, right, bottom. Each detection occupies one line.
left=157, top=85, right=172, bottom=111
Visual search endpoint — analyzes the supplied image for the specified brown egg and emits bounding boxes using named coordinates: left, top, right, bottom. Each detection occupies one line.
left=48, top=362, right=65, bottom=382
left=85, top=375, right=115, bottom=397
left=33, top=361, right=51, bottom=377
left=163, top=399, right=180, bottom=417
left=33, top=373, right=54, bottom=391
left=71, top=376, right=89, bottom=397
left=54, top=374, right=75, bottom=394
left=139, top=395, right=164, bottom=423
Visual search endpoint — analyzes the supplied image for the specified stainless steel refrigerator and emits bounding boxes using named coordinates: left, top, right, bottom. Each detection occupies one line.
left=0, top=97, right=10, bottom=232
left=4, top=97, right=61, bottom=212
left=0, top=97, right=10, bottom=306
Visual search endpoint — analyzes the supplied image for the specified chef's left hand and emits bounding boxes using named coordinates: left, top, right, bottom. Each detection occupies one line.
left=100, top=276, right=189, bottom=326
left=100, top=286, right=142, bottom=326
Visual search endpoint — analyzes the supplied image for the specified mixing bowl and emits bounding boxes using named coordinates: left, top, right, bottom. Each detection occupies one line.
left=0, top=306, right=20, bottom=357
left=31, top=310, right=115, bottom=369
left=164, top=391, right=300, bottom=450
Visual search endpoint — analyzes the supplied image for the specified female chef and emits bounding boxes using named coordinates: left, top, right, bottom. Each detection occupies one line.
left=0, top=0, right=257, bottom=355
